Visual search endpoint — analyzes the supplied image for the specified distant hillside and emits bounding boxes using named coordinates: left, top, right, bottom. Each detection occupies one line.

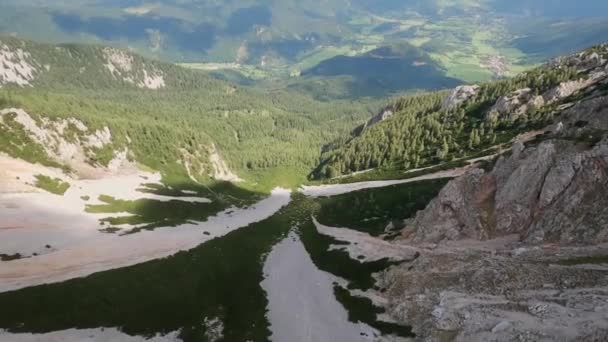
left=1, top=0, right=607, bottom=98
left=0, top=36, right=380, bottom=189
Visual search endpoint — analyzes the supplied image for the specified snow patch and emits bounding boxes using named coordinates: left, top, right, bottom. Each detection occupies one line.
left=312, top=218, right=419, bottom=262
left=0, top=154, right=291, bottom=293
left=262, top=232, right=382, bottom=342
left=301, top=168, right=467, bottom=198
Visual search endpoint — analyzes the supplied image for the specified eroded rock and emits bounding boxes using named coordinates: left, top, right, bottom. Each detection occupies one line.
left=0, top=44, right=37, bottom=87
left=442, top=85, right=480, bottom=110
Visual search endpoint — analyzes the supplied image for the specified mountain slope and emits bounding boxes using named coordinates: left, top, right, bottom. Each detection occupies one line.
left=0, top=36, right=380, bottom=189
left=314, top=44, right=608, bottom=179
left=380, top=86, right=608, bottom=341
left=296, top=44, right=461, bottom=98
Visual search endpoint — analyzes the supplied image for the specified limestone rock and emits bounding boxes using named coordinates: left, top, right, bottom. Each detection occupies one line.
left=366, top=105, right=395, bottom=128
left=543, top=79, right=594, bottom=104
left=0, top=44, right=37, bottom=87
left=380, top=245, right=608, bottom=342
left=442, top=85, right=480, bottom=110
left=487, top=88, right=533, bottom=122
left=0, top=108, right=133, bottom=175
left=402, top=137, right=608, bottom=245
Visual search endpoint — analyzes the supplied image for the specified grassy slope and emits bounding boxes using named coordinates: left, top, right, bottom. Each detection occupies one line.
left=315, top=179, right=449, bottom=236
left=34, top=175, right=70, bottom=195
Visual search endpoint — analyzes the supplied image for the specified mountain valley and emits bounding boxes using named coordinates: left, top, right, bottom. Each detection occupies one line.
left=0, top=2, right=608, bottom=342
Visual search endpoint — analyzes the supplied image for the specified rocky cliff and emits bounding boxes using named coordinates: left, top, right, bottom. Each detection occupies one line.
left=378, top=57, right=608, bottom=341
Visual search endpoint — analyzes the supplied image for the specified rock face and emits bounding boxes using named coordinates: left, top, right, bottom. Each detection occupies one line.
left=442, top=85, right=480, bottom=110
left=558, top=94, right=608, bottom=137
left=412, top=80, right=608, bottom=246
left=385, top=134, right=608, bottom=340
left=365, top=105, right=395, bottom=128
left=0, top=108, right=133, bottom=176
left=402, top=138, right=608, bottom=245
left=487, top=88, right=541, bottom=122
left=0, top=44, right=37, bottom=87
left=379, top=243, right=608, bottom=342
left=103, top=48, right=166, bottom=90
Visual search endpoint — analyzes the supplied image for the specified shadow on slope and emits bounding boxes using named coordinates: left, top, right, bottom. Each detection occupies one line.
left=296, top=44, right=462, bottom=99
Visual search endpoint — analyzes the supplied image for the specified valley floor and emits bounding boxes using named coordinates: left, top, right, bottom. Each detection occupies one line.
left=1, top=130, right=607, bottom=342
left=0, top=153, right=290, bottom=292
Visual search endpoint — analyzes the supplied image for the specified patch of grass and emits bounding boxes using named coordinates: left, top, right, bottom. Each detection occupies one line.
left=0, top=253, right=24, bottom=261
left=334, top=285, right=415, bottom=338
left=86, top=193, right=228, bottom=234
left=557, top=255, right=608, bottom=266
left=298, top=216, right=398, bottom=291
left=34, top=175, right=70, bottom=195
left=316, top=179, right=448, bottom=236
left=0, top=119, right=64, bottom=170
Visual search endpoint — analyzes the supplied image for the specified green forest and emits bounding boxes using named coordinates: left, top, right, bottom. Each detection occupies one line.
left=1, top=36, right=605, bottom=189
left=313, top=60, right=584, bottom=178
left=0, top=36, right=387, bottom=190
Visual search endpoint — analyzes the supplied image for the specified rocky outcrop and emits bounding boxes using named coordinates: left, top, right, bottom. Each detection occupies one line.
left=365, top=105, right=395, bottom=129
left=208, top=144, right=242, bottom=182
left=103, top=48, right=165, bottom=90
left=178, top=143, right=243, bottom=183
left=442, top=85, right=479, bottom=110
left=380, top=242, right=608, bottom=342
left=0, top=44, right=37, bottom=87
left=401, top=138, right=608, bottom=245
left=486, top=45, right=608, bottom=123
left=543, top=48, right=608, bottom=104
left=486, top=88, right=545, bottom=122
left=549, top=46, right=608, bottom=73
left=0, top=108, right=133, bottom=176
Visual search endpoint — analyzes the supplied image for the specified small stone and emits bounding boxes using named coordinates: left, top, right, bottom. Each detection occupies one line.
left=492, top=320, right=512, bottom=333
